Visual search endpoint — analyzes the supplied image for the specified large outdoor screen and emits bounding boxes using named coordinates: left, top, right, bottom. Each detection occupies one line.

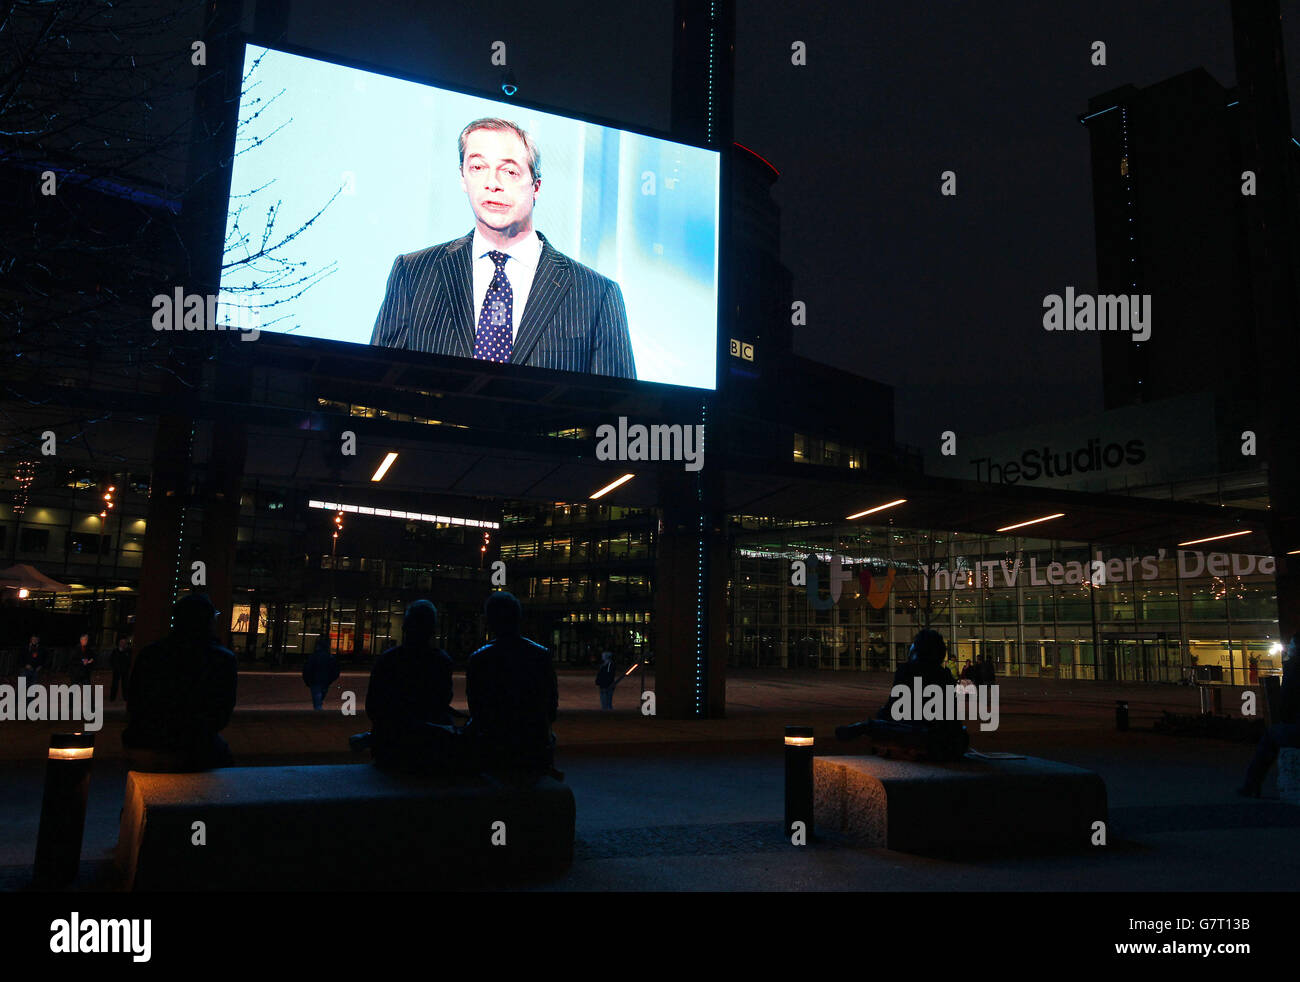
left=218, top=44, right=721, bottom=390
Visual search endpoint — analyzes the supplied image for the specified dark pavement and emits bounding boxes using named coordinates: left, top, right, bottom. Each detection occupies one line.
left=0, top=669, right=1293, bottom=891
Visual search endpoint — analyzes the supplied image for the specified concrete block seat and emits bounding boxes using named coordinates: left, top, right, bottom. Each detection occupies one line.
left=814, top=754, right=1107, bottom=854
left=116, top=764, right=575, bottom=891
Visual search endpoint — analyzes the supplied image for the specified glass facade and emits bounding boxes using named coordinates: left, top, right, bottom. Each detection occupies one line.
left=3, top=471, right=1284, bottom=687
left=729, top=519, right=1283, bottom=685
left=499, top=501, right=654, bottom=664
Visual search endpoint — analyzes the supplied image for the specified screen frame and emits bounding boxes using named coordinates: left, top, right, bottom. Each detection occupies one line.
left=204, top=35, right=730, bottom=401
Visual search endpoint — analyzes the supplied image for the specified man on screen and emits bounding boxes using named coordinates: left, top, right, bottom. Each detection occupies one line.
left=370, top=118, right=636, bottom=380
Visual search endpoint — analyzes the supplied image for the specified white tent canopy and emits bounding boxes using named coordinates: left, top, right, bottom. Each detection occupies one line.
left=0, top=564, right=72, bottom=593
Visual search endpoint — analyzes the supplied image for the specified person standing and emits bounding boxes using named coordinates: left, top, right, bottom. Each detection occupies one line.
left=980, top=654, right=997, bottom=685
left=303, top=635, right=340, bottom=710
left=21, top=636, right=45, bottom=686
left=71, top=633, right=97, bottom=685
left=595, top=650, right=619, bottom=710
left=109, top=636, right=132, bottom=701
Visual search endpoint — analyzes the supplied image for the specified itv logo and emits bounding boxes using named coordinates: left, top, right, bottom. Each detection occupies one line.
left=791, top=555, right=896, bottom=611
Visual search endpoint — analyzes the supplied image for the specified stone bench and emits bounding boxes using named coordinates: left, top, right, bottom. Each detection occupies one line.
left=116, top=764, right=575, bottom=891
left=814, top=754, right=1107, bottom=854
left=1279, top=748, right=1300, bottom=805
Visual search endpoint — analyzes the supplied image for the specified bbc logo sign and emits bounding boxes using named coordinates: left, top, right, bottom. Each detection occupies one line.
left=729, top=339, right=754, bottom=362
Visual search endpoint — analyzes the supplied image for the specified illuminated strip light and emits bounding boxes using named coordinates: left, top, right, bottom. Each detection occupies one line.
left=1079, top=104, right=1118, bottom=122
left=590, top=474, right=634, bottom=499
left=1178, top=530, right=1252, bottom=547
left=308, top=500, right=498, bottom=529
left=1287, top=549, right=1300, bottom=556
left=371, top=452, right=398, bottom=482
left=995, top=513, right=1065, bottom=533
left=846, top=498, right=906, bottom=520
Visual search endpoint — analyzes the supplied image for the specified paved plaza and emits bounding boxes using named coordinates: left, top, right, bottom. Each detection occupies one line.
left=1, top=670, right=1295, bottom=891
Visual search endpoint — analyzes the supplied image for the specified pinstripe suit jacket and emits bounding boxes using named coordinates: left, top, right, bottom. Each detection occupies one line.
left=369, top=230, right=637, bottom=380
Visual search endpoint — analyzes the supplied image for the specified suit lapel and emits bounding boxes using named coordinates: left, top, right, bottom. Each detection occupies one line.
left=511, top=232, right=572, bottom=366
left=437, top=232, right=475, bottom=359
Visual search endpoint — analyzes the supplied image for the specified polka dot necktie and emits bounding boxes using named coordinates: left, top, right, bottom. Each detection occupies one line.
left=473, top=250, right=513, bottom=363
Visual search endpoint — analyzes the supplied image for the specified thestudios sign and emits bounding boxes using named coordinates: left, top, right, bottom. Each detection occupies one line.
left=923, top=548, right=1276, bottom=590
left=929, top=393, right=1217, bottom=492
left=969, top=436, right=1144, bottom=485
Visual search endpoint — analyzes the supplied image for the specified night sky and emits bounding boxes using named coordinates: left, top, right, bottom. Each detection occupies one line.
left=217, top=0, right=1300, bottom=450
left=733, top=0, right=1300, bottom=448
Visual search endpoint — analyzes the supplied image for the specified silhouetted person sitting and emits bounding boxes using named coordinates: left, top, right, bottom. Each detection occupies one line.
left=835, top=628, right=969, bottom=760
left=465, top=592, right=559, bottom=774
left=365, top=599, right=460, bottom=773
left=1239, top=634, right=1300, bottom=797
left=121, top=593, right=238, bottom=771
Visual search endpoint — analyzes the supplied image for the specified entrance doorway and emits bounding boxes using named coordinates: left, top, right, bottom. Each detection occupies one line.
left=1100, top=633, right=1179, bottom=683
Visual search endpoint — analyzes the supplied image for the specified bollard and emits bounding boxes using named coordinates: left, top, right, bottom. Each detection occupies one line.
left=784, top=725, right=814, bottom=840
left=1198, top=685, right=1214, bottom=715
left=34, top=732, right=95, bottom=888
left=1115, top=700, right=1129, bottom=732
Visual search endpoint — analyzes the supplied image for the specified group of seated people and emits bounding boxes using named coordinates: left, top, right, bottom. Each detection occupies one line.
left=363, top=591, right=558, bottom=775
left=115, top=596, right=1300, bottom=794
left=121, top=590, right=558, bottom=778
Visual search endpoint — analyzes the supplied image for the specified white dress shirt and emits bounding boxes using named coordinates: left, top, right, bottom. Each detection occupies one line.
left=471, top=229, right=542, bottom=343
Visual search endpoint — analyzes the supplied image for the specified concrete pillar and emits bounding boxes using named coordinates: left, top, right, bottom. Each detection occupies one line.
left=653, top=467, right=726, bottom=718
left=133, top=415, right=194, bottom=649
left=197, top=420, right=248, bottom=650
left=1232, top=1, right=1300, bottom=640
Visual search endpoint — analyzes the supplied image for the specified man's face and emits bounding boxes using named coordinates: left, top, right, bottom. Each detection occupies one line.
left=459, top=127, right=538, bottom=236
left=29, top=636, right=38, bottom=647
left=80, top=635, right=89, bottom=646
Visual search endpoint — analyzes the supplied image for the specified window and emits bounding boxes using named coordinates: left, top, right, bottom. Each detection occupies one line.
left=66, top=532, right=111, bottom=555
left=19, top=527, right=50, bottom=552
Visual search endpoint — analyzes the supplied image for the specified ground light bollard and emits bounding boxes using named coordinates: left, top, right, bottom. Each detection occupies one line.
left=784, top=725, right=814, bottom=840
left=1115, top=701, right=1129, bottom=732
left=34, top=732, right=95, bottom=888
